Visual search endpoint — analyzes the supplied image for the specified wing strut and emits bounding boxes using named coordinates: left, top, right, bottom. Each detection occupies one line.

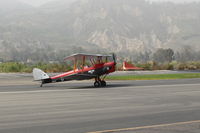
left=74, top=58, right=77, bottom=72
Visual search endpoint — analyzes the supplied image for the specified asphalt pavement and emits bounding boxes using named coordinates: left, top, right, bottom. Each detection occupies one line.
left=0, top=74, right=200, bottom=133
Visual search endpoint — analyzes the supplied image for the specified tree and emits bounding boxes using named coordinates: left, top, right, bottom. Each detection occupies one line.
left=175, top=45, right=195, bottom=62
left=153, top=48, right=174, bottom=63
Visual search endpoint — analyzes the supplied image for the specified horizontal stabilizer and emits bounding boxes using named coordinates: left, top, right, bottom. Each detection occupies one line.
left=33, top=68, right=50, bottom=81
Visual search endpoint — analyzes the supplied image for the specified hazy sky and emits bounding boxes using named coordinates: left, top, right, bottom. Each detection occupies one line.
left=19, top=0, right=55, bottom=6
left=20, top=0, right=200, bottom=6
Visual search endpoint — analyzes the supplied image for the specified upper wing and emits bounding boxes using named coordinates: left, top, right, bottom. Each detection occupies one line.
left=64, top=53, right=112, bottom=61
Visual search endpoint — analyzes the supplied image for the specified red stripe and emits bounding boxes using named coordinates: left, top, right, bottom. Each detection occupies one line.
left=51, top=62, right=115, bottom=80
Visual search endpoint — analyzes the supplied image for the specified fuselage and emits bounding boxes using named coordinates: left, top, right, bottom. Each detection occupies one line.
left=43, top=61, right=116, bottom=84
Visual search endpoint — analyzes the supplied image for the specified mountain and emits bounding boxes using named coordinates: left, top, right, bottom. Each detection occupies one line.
left=0, top=0, right=200, bottom=62
left=0, top=0, right=34, bottom=16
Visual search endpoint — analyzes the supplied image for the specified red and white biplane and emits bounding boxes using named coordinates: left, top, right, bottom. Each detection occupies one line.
left=33, top=53, right=116, bottom=87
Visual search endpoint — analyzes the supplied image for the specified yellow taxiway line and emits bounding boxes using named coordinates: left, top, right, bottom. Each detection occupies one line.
left=88, top=120, right=200, bottom=133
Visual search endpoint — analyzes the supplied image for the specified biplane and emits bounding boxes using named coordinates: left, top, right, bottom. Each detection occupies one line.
left=33, top=53, right=116, bottom=87
left=122, top=61, right=144, bottom=71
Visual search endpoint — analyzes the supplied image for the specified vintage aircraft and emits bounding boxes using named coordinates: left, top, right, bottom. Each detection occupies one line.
left=33, top=53, right=116, bottom=87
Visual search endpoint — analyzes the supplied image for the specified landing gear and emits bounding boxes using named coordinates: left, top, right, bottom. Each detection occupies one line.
left=94, top=81, right=101, bottom=87
left=100, top=80, right=106, bottom=87
left=94, top=77, right=107, bottom=87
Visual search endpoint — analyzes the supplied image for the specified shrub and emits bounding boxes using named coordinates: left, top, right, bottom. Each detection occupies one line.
left=136, top=62, right=153, bottom=70
left=0, top=62, right=72, bottom=73
left=0, top=62, right=28, bottom=72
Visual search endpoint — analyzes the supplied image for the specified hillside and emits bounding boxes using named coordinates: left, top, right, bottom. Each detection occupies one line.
left=0, top=0, right=200, bottom=62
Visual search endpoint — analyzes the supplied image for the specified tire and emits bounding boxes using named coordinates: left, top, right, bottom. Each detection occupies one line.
left=94, top=81, right=101, bottom=87
left=101, top=81, right=106, bottom=87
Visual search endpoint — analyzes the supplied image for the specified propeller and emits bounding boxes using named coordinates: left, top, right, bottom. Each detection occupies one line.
left=112, top=53, right=117, bottom=65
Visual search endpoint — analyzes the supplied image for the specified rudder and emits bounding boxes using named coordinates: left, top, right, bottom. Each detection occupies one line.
left=33, top=68, right=50, bottom=81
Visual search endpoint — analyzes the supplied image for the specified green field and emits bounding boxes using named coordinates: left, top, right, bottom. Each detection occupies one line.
left=106, top=73, right=200, bottom=80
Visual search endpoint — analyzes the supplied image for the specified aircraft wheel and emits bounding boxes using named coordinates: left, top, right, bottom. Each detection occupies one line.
left=94, top=81, right=101, bottom=87
left=101, top=81, right=106, bottom=87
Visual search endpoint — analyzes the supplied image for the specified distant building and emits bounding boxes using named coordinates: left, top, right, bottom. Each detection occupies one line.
left=49, top=61, right=59, bottom=64
left=122, top=61, right=144, bottom=71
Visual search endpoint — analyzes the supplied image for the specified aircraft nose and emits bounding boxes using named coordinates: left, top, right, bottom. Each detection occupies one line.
left=103, top=67, right=110, bottom=73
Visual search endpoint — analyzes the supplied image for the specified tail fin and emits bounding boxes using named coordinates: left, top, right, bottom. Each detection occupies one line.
left=33, top=68, right=50, bottom=81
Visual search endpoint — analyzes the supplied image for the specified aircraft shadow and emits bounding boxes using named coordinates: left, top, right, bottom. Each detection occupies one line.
left=62, top=83, right=133, bottom=89
left=41, top=83, right=133, bottom=90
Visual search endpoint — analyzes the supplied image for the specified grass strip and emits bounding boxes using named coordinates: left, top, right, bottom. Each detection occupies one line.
left=106, top=73, right=200, bottom=80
